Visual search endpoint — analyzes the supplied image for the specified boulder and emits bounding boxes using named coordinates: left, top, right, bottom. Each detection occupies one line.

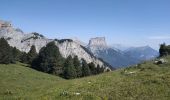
left=154, top=58, right=167, bottom=65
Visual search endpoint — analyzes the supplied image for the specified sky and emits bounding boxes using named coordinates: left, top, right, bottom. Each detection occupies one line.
left=0, top=0, right=170, bottom=50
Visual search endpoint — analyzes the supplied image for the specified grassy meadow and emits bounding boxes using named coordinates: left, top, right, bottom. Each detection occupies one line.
left=0, top=57, right=170, bottom=100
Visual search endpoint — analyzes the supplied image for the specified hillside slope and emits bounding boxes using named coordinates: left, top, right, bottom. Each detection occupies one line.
left=1, top=56, right=170, bottom=100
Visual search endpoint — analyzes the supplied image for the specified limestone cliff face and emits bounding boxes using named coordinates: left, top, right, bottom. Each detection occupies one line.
left=88, top=37, right=107, bottom=47
left=88, top=37, right=109, bottom=56
left=55, top=40, right=108, bottom=68
left=0, top=27, right=52, bottom=52
left=0, top=21, right=112, bottom=70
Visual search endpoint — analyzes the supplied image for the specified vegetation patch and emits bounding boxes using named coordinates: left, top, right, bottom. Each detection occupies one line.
left=54, top=39, right=73, bottom=43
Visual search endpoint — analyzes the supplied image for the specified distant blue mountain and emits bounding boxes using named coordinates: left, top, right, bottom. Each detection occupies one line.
left=123, top=46, right=159, bottom=62
left=87, top=37, right=159, bottom=69
left=87, top=37, right=138, bottom=68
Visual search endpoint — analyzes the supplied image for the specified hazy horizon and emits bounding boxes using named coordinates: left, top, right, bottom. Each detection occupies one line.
left=0, top=0, right=170, bottom=50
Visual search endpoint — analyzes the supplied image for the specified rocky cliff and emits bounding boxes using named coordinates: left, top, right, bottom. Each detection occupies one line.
left=88, top=37, right=107, bottom=47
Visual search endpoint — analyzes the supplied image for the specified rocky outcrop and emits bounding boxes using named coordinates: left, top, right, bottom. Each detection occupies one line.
left=88, top=37, right=107, bottom=47
left=154, top=58, right=167, bottom=65
left=0, top=20, right=12, bottom=28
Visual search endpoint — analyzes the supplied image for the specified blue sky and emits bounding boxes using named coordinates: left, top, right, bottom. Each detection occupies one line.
left=0, top=0, right=170, bottom=50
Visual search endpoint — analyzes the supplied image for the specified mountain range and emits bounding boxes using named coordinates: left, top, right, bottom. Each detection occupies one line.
left=87, top=37, right=159, bottom=68
left=0, top=20, right=112, bottom=70
left=123, top=46, right=159, bottom=62
left=0, top=20, right=159, bottom=69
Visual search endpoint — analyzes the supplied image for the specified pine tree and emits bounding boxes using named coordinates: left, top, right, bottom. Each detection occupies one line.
left=0, top=38, right=13, bottom=64
left=96, top=64, right=101, bottom=74
left=73, top=56, right=82, bottom=77
left=159, top=43, right=168, bottom=57
left=31, top=42, right=64, bottom=75
left=88, top=62, right=97, bottom=75
left=27, top=45, right=37, bottom=64
left=12, top=47, right=21, bottom=62
left=21, top=52, right=28, bottom=63
left=82, top=59, right=91, bottom=77
left=63, top=55, right=77, bottom=79
left=96, top=64, right=104, bottom=74
left=99, top=66, right=105, bottom=73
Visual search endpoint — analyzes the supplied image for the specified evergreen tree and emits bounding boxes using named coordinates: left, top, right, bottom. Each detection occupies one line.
left=96, top=64, right=101, bottom=74
left=12, top=47, right=22, bottom=62
left=96, top=64, right=105, bottom=74
left=31, top=42, right=64, bottom=75
left=99, top=66, right=105, bottom=73
left=81, top=59, right=91, bottom=77
left=63, top=55, right=77, bottom=79
left=27, top=45, right=37, bottom=64
left=159, top=43, right=170, bottom=57
left=73, top=56, right=82, bottom=77
left=21, top=52, right=28, bottom=63
left=88, top=62, right=97, bottom=75
left=0, top=38, right=13, bottom=64
left=159, top=43, right=167, bottom=57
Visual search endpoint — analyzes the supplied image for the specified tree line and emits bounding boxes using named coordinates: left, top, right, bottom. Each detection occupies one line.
left=0, top=38, right=105, bottom=79
left=0, top=38, right=26, bottom=64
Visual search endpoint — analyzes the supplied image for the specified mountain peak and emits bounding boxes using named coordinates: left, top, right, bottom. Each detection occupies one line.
left=0, top=20, right=12, bottom=29
left=88, top=37, right=107, bottom=47
left=71, top=37, right=87, bottom=46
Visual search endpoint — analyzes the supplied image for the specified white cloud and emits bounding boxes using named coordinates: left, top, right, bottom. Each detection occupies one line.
left=148, top=36, right=170, bottom=40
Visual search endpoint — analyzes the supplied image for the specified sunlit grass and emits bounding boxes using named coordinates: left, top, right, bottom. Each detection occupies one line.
left=1, top=56, right=170, bottom=100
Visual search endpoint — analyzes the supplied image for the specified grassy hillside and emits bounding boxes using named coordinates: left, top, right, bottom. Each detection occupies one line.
left=0, top=56, right=170, bottom=100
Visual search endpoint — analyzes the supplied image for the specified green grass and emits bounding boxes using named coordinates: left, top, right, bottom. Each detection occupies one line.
left=1, top=56, right=170, bottom=100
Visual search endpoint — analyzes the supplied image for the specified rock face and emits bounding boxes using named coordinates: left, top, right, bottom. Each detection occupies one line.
left=0, top=20, right=12, bottom=28
left=89, top=37, right=107, bottom=47
left=71, top=37, right=87, bottom=46
left=55, top=40, right=111, bottom=68
left=0, top=26, right=51, bottom=52
left=0, top=20, right=112, bottom=70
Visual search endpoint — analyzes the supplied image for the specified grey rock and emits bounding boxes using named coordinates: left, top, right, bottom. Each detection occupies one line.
left=154, top=58, right=167, bottom=65
left=89, top=37, right=107, bottom=47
